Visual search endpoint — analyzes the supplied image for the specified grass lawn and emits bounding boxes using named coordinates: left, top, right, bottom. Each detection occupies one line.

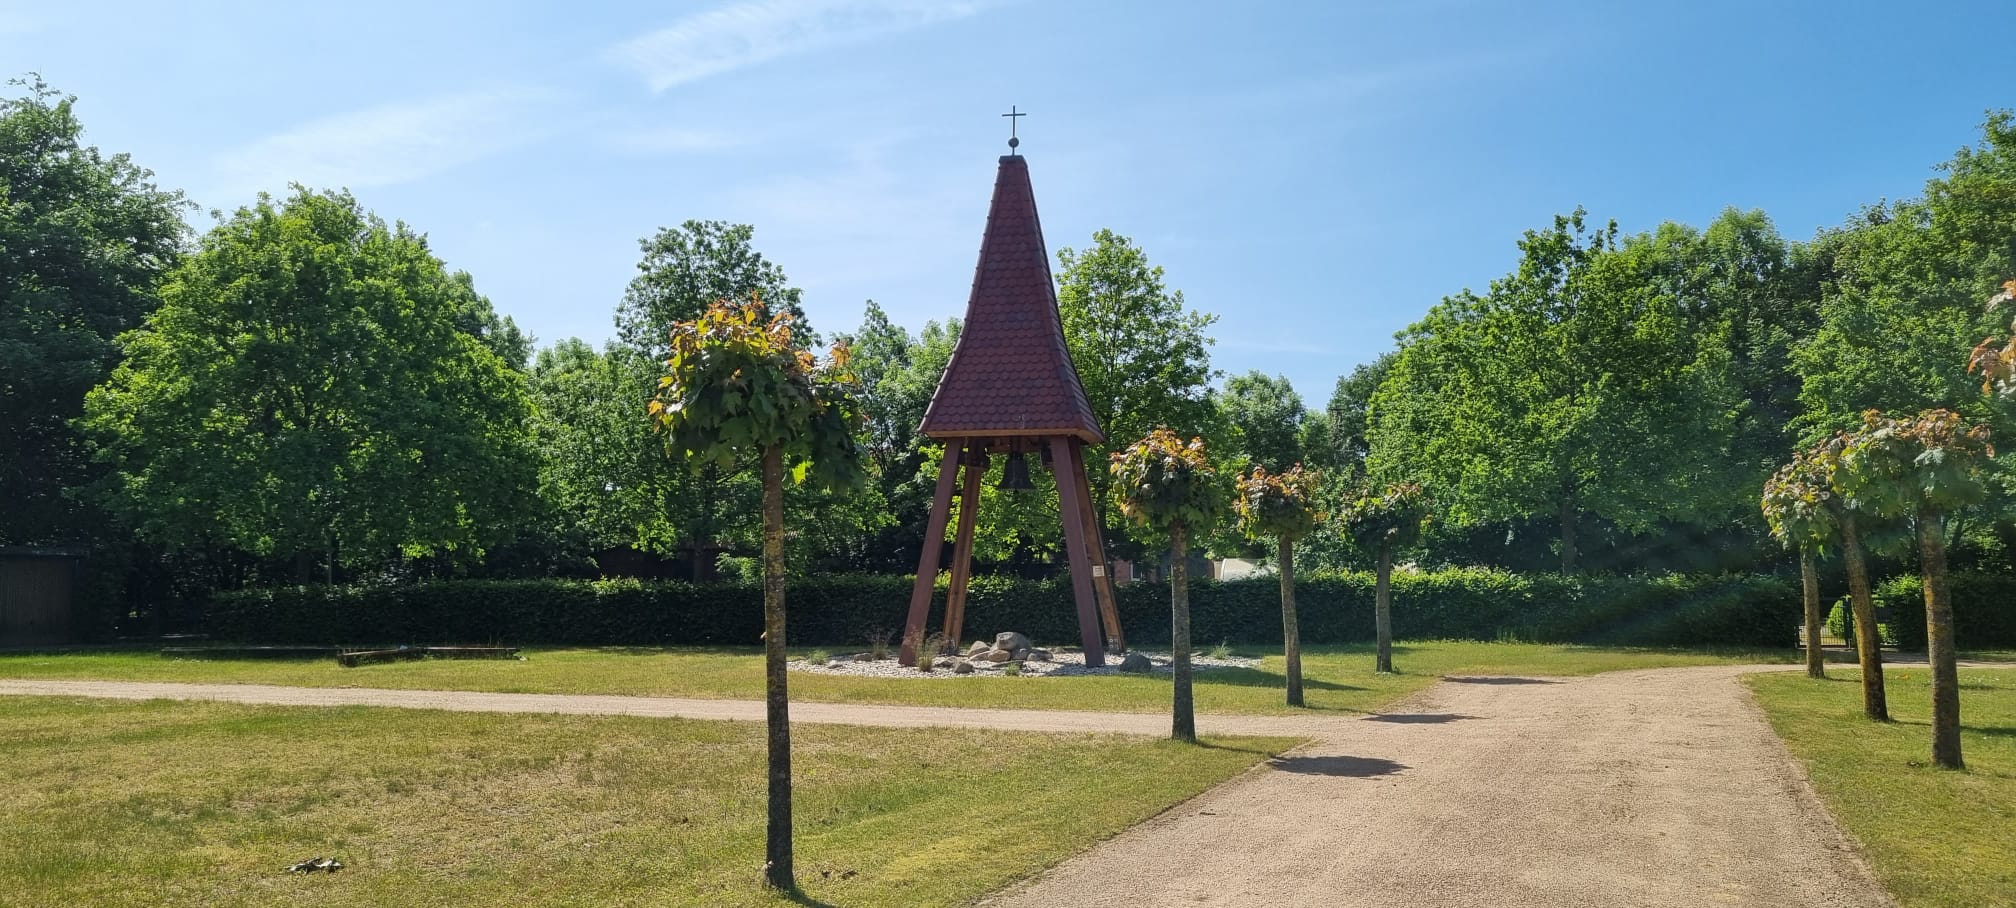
left=0, top=641, right=1799, bottom=716
left=1747, top=668, right=2016, bottom=908
left=0, top=696, right=1290, bottom=907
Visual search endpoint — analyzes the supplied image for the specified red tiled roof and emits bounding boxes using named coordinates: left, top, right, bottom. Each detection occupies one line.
left=919, top=155, right=1104, bottom=444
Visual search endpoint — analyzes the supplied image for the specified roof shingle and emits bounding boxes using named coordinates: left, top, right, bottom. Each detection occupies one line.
left=918, top=155, right=1104, bottom=444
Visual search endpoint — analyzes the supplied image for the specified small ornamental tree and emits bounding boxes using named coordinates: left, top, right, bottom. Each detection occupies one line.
left=650, top=299, right=866, bottom=889
left=1811, top=431, right=1890, bottom=721
left=1761, top=452, right=1839, bottom=680
left=1112, top=428, right=1228, bottom=743
left=1835, top=409, right=1992, bottom=769
left=1235, top=464, right=1323, bottom=707
left=1343, top=482, right=1431, bottom=674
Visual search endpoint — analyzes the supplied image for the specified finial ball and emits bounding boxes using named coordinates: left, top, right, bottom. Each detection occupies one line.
left=1008, top=136, right=1020, bottom=149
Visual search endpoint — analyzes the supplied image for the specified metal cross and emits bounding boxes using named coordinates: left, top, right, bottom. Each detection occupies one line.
left=1002, top=105, right=1025, bottom=152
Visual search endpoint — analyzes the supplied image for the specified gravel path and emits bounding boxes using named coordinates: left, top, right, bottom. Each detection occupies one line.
left=984, top=665, right=1893, bottom=908
left=0, top=667, right=1898, bottom=907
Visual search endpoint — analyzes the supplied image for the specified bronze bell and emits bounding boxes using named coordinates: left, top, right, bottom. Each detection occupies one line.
left=998, top=450, right=1035, bottom=491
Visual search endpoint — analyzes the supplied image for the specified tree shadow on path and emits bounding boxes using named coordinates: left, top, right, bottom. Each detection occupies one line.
left=1267, top=755, right=1408, bottom=778
left=1442, top=676, right=1560, bottom=685
left=1363, top=713, right=1476, bottom=724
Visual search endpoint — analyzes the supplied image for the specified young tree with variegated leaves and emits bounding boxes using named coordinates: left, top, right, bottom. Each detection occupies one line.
left=1761, top=452, right=1839, bottom=680
left=1835, top=409, right=1992, bottom=769
left=1111, top=428, right=1228, bottom=743
left=650, top=299, right=865, bottom=890
left=1343, top=482, right=1430, bottom=674
left=1235, top=464, right=1323, bottom=707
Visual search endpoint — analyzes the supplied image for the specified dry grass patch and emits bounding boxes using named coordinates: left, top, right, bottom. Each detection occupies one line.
left=0, top=697, right=1290, bottom=907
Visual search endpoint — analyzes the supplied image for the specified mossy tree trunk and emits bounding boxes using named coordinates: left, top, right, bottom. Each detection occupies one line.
left=1170, top=522, right=1195, bottom=743
left=1839, top=512, right=1889, bottom=722
left=1800, top=549, right=1826, bottom=680
left=1278, top=536, right=1303, bottom=707
left=1918, top=508, right=1963, bottom=769
left=1375, top=542, right=1395, bottom=674
left=759, top=445, right=794, bottom=889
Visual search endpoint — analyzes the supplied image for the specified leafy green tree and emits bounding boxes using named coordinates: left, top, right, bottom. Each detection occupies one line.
left=1324, top=353, right=1392, bottom=478
left=1343, top=482, right=1430, bottom=673
left=1218, top=371, right=1305, bottom=471
left=81, top=188, right=536, bottom=579
left=1761, top=452, right=1839, bottom=679
left=1810, top=432, right=1890, bottom=721
left=1235, top=465, right=1323, bottom=706
left=1059, top=230, right=1220, bottom=554
left=650, top=300, right=865, bottom=889
left=1367, top=210, right=1739, bottom=572
left=1836, top=410, right=1992, bottom=768
left=0, top=76, right=189, bottom=546
left=616, top=220, right=804, bottom=356
left=1111, top=429, right=1228, bottom=743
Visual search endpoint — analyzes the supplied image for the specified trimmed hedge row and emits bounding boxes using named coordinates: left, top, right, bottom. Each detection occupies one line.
left=206, top=569, right=1799, bottom=649
left=1876, top=573, right=2016, bottom=651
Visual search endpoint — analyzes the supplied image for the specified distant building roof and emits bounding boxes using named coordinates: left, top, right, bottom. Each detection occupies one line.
left=918, top=154, right=1104, bottom=444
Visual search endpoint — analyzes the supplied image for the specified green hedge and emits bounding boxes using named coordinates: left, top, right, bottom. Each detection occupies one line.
left=1876, top=573, right=2016, bottom=651
left=206, top=569, right=1798, bottom=649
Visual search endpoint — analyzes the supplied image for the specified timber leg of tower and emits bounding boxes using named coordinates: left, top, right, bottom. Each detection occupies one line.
left=900, top=443, right=963, bottom=666
left=1050, top=437, right=1107, bottom=667
left=1066, top=439, right=1125, bottom=652
left=942, top=447, right=985, bottom=648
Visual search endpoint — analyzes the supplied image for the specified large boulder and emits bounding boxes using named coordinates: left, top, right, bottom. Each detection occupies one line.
left=967, top=640, right=992, bottom=658
left=993, top=631, right=1033, bottom=653
left=1118, top=652, right=1153, bottom=673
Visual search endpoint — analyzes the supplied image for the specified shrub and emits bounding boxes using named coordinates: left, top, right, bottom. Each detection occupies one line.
left=1876, top=573, right=2016, bottom=651
left=205, top=569, right=1800, bottom=649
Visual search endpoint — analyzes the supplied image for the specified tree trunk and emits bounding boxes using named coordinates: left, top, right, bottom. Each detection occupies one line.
left=1800, top=549, right=1826, bottom=679
left=1559, top=494, right=1578, bottom=574
left=1839, top=513, right=1889, bottom=722
left=1375, top=543, right=1395, bottom=674
left=759, top=445, right=794, bottom=889
left=1170, top=523, right=1195, bottom=743
left=1918, top=509, right=1964, bottom=770
left=1278, top=536, right=1303, bottom=707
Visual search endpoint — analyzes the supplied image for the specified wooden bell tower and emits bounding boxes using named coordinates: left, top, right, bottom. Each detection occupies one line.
left=897, top=149, right=1123, bottom=667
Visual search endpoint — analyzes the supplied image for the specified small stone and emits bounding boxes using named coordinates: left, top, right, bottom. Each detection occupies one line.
left=967, top=640, right=991, bottom=657
left=934, top=657, right=956, bottom=668
left=1011, top=647, right=1032, bottom=662
left=1027, top=648, right=1051, bottom=662
left=993, top=631, right=1033, bottom=652
left=1119, top=652, right=1153, bottom=673
left=852, top=653, right=876, bottom=662
left=953, top=660, right=975, bottom=674
left=979, top=649, right=1014, bottom=663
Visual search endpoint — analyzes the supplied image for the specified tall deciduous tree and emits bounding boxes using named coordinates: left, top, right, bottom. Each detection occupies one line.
left=1761, top=452, right=1839, bottom=679
left=1218, top=371, right=1306, bottom=471
left=1343, top=482, right=1430, bottom=673
left=1060, top=230, right=1220, bottom=554
left=1811, top=432, right=1889, bottom=721
left=1236, top=465, right=1323, bottom=707
left=651, top=300, right=865, bottom=889
left=81, top=188, right=536, bottom=578
left=1836, top=410, right=1991, bottom=769
left=1111, top=429, right=1228, bottom=743
left=0, top=76, right=189, bottom=546
left=1325, top=353, right=1393, bottom=479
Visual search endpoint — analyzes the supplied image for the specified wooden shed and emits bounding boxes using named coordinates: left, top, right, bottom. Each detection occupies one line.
left=0, top=547, right=87, bottom=647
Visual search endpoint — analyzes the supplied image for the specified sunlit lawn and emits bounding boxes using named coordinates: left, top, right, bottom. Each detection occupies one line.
left=1748, top=668, right=2016, bottom=908
left=0, top=696, right=1289, bottom=907
left=0, top=641, right=1802, bottom=716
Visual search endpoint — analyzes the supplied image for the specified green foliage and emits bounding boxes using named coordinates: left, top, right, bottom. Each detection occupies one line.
left=1761, top=449, right=1840, bottom=555
left=650, top=300, right=866, bottom=493
left=1110, top=429, right=1229, bottom=536
left=1323, top=354, right=1391, bottom=478
left=1342, top=482, right=1431, bottom=555
left=0, top=76, right=190, bottom=545
left=1216, top=371, right=1305, bottom=471
left=80, top=187, right=536, bottom=570
left=1834, top=409, right=1993, bottom=519
left=203, top=570, right=1796, bottom=649
left=616, top=220, right=803, bottom=357
left=1876, top=572, right=2016, bottom=650
left=1235, top=465, right=1323, bottom=542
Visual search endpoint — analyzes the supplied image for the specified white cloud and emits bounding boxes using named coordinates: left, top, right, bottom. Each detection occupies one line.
left=213, top=88, right=555, bottom=196
left=608, top=0, right=992, bottom=92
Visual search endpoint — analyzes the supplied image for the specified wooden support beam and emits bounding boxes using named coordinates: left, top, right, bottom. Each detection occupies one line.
left=1049, top=436, right=1106, bottom=667
left=942, top=448, right=986, bottom=648
left=900, top=442, right=964, bottom=666
left=1065, top=439, right=1125, bottom=652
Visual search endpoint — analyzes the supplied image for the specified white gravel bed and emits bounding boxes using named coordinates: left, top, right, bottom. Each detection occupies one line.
left=790, top=649, right=1260, bottom=679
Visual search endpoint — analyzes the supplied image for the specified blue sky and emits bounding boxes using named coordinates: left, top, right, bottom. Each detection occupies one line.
left=5, top=0, right=2010, bottom=405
